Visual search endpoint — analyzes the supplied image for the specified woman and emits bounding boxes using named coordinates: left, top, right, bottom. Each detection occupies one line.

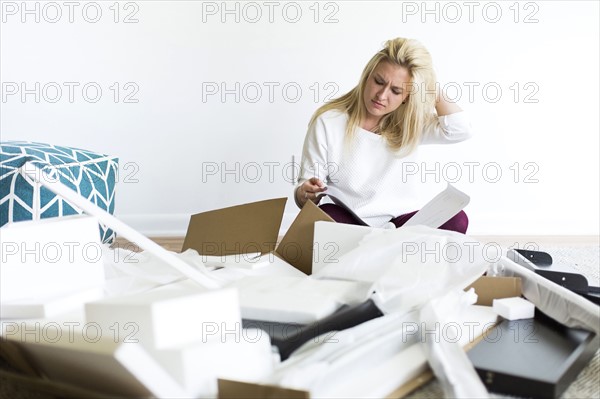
left=294, top=37, right=472, bottom=233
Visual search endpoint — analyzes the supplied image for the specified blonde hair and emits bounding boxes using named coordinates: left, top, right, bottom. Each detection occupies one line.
left=309, top=38, right=438, bottom=155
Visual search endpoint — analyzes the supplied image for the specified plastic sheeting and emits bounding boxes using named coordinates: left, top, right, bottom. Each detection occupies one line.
left=497, top=257, right=600, bottom=335
left=313, top=225, right=491, bottom=314
left=264, top=311, right=421, bottom=397
left=419, top=290, right=490, bottom=398
left=272, top=225, right=493, bottom=398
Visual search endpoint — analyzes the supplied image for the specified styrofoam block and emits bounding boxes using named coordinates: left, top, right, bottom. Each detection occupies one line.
left=85, top=287, right=241, bottom=349
left=1, top=288, right=104, bottom=319
left=0, top=215, right=105, bottom=303
left=240, top=292, right=340, bottom=324
left=493, top=297, right=535, bottom=320
left=230, top=276, right=372, bottom=323
left=151, top=327, right=273, bottom=397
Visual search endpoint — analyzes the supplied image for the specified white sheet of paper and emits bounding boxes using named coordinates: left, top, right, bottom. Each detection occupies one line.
left=402, top=184, right=470, bottom=228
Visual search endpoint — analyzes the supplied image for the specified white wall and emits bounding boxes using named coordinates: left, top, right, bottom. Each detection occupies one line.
left=1, top=0, right=598, bottom=236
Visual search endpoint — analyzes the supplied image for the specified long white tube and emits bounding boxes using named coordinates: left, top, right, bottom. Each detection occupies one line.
left=23, top=162, right=221, bottom=289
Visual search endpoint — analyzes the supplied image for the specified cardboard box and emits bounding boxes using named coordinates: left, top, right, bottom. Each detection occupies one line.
left=182, top=198, right=334, bottom=275
left=465, top=276, right=522, bottom=306
left=0, top=323, right=187, bottom=398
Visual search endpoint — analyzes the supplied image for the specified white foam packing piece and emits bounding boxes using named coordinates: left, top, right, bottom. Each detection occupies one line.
left=229, top=276, right=373, bottom=324
left=1, top=288, right=104, bottom=319
left=0, top=215, right=105, bottom=304
left=150, top=328, right=273, bottom=397
left=240, top=292, right=340, bottom=324
left=85, top=286, right=241, bottom=350
left=492, top=296, right=535, bottom=320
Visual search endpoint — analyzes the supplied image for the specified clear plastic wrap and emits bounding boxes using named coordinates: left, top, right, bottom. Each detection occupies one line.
left=419, top=290, right=490, bottom=398
left=497, top=256, right=600, bottom=334
left=314, top=225, right=491, bottom=315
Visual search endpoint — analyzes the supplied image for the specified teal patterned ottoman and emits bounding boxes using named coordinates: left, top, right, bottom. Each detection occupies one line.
left=0, top=141, right=118, bottom=243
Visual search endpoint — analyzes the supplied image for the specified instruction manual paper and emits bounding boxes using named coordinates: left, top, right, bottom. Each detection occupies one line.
left=402, top=184, right=470, bottom=228
left=319, top=184, right=469, bottom=229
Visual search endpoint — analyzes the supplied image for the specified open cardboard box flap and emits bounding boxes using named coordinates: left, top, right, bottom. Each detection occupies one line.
left=467, top=276, right=523, bottom=306
left=182, top=198, right=334, bottom=275
left=218, top=379, right=310, bottom=399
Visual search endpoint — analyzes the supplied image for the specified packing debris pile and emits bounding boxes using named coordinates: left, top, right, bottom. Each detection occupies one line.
left=1, top=165, right=598, bottom=399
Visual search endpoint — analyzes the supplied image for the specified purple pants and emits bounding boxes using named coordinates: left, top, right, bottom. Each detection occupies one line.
left=319, top=204, right=469, bottom=234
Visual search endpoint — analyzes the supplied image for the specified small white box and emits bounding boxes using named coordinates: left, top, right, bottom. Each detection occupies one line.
left=85, top=287, right=241, bottom=349
left=151, top=327, right=273, bottom=397
left=232, top=276, right=372, bottom=323
left=493, top=296, right=535, bottom=320
left=0, top=215, right=105, bottom=303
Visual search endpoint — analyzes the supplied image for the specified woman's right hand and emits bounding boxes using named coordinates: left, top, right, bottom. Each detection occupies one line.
left=296, top=177, right=327, bottom=206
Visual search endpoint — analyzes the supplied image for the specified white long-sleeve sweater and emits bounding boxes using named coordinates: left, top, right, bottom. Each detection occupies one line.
left=296, top=109, right=473, bottom=227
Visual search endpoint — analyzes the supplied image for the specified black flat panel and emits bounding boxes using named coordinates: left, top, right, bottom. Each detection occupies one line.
left=468, top=311, right=598, bottom=398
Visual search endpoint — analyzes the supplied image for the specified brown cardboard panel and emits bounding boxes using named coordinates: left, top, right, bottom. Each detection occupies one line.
left=1, top=339, right=128, bottom=398
left=385, top=370, right=434, bottom=398
left=182, top=198, right=287, bottom=256
left=466, top=276, right=522, bottom=306
left=0, top=368, right=121, bottom=399
left=218, top=379, right=310, bottom=399
left=0, top=340, right=40, bottom=377
left=275, top=200, right=334, bottom=275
